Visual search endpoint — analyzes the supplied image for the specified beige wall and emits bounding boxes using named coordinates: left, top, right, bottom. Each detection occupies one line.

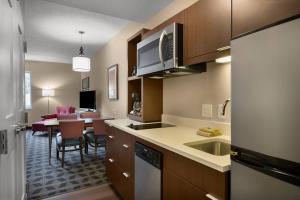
left=26, top=61, right=81, bottom=124
left=82, top=0, right=231, bottom=122
left=163, top=62, right=231, bottom=122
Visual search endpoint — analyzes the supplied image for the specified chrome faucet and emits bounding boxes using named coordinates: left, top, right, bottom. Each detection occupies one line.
left=222, top=99, right=231, bottom=116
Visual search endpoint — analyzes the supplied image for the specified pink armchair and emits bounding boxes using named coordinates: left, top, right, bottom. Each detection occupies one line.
left=41, top=106, right=76, bottom=120
left=56, top=106, right=76, bottom=115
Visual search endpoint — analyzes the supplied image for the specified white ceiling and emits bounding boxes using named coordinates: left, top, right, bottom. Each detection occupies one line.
left=24, top=0, right=173, bottom=64
left=44, top=0, right=173, bottom=22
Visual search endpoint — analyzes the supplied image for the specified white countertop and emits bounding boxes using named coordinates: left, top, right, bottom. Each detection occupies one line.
left=105, top=118, right=231, bottom=172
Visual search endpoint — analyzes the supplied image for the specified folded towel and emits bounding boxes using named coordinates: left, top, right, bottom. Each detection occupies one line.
left=197, top=127, right=222, bottom=137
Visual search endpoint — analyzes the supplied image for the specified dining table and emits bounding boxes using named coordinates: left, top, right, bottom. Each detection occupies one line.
left=44, top=118, right=108, bottom=165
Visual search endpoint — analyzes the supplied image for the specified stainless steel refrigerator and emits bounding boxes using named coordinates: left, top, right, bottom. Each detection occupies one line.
left=231, top=18, right=300, bottom=200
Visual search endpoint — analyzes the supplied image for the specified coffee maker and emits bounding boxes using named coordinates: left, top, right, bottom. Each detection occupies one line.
left=129, top=92, right=141, bottom=116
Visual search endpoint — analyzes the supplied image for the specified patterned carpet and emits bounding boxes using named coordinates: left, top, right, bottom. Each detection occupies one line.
left=26, top=131, right=108, bottom=200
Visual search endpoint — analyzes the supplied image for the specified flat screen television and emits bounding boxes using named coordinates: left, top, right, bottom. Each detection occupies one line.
left=80, top=90, right=96, bottom=110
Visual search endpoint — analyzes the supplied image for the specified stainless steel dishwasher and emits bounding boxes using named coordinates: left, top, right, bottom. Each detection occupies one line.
left=135, top=142, right=162, bottom=200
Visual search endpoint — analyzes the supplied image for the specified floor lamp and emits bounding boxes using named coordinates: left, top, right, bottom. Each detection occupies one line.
left=42, top=89, right=55, bottom=114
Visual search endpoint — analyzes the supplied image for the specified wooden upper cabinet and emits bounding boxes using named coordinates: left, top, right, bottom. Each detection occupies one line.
left=184, top=0, right=231, bottom=65
left=232, top=0, right=300, bottom=38
left=142, top=11, right=185, bottom=39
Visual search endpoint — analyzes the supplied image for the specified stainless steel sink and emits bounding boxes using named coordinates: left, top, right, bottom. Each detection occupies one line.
left=184, top=140, right=230, bottom=156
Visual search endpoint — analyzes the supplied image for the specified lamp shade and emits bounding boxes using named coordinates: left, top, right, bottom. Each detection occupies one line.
left=42, top=89, right=55, bottom=97
left=72, top=56, right=91, bottom=72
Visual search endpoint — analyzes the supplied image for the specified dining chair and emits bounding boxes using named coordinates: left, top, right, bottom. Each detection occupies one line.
left=56, top=120, right=85, bottom=167
left=80, top=112, right=100, bottom=133
left=84, top=118, right=106, bottom=156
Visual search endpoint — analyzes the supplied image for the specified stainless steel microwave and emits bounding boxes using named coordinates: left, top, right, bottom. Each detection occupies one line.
left=137, top=23, right=183, bottom=76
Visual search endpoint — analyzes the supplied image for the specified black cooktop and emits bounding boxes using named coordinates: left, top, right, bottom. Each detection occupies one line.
left=127, top=123, right=175, bottom=130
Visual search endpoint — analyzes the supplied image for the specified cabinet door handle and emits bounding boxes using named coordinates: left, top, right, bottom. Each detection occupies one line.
left=122, top=144, right=129, bottom=149
left=217, top=46, right=230, bottom=52
left=206, top=194, right=219, bottom=200
left=108, top=158, right=114, bottom=163
left=108, top=135, right=114, bottom=139
left=122, top=172, right=130, bottom=178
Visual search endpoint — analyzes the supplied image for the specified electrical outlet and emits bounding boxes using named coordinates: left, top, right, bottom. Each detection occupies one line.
left=202, top=104, right=213, bottom=118
left=218, top=104, right=226, bottom=119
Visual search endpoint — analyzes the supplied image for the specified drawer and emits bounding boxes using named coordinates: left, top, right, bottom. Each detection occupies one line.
left=106, top=155, right=118, bottom=186
left=106, top=126, right=121, bottom=154
left=116, top=168, right=134, bottom=200
left=107, top=157, right=134, bottom=200
left=118, top=132, right=135, bottom=175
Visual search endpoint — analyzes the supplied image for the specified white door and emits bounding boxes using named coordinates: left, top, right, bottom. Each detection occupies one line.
left=0, top=0, right=26, bottom=199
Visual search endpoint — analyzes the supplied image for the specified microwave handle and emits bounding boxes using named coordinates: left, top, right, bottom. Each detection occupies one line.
left=159, top=30, right=167, bottom=64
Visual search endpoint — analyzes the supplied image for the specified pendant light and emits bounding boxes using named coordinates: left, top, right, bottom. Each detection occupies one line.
left=72, top=31, right=91, bottom=72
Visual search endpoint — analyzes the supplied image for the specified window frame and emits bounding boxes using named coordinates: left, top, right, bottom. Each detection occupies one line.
left=25, top=71, right=32, bottom=110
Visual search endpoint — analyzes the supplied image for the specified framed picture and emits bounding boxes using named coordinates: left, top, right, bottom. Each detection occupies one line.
left=108, top=64, right=118, bottom=100
left=82, top=77, right=89, bottom=90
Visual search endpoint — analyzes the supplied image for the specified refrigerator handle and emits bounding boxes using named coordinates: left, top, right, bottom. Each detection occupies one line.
left=231, top=154, right=300, bottom=186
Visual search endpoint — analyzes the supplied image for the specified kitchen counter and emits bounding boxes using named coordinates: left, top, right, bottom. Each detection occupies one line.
left=105, top=118, right=231, bottom=172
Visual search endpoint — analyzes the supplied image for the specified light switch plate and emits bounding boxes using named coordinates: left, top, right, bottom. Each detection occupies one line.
left=0, top=130, right=8, bottom=154
left=202, top=104, right=213, bottom=118
left=218, top=104, right=226, bottom=119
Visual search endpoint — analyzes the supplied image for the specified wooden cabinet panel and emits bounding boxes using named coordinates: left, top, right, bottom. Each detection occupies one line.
left=232, top=0, right=300, bottom=38
left=142, top=11, right=185, bottom=39
left=106, top=156, right=118, bottom=186
left=184, top=0, right=231, bottom=65
left=164, top=150, right=229, bottom=200
left=106, top=126, right=121, bottom=162
left=106, top=158, right=134, bottom=200
left=118, top=130, right=135, bottom=176
left=163, top=170, right=209, bottom=200
left=142, top=78, right=163, bottom=122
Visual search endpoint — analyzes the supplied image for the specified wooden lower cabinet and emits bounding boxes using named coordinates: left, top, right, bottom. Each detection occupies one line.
left=105, top=125, right=229, bottom=200
left=163, top=150, right=229, bottom=200
left=106, top=157, right=134, bottom=200
left=105, top=125, right=134, bottom=200
left=163, top=170, right=209, bottom=200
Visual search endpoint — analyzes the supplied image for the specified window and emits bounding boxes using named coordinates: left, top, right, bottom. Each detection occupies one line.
left=25, top=71, right=32, bottom=109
